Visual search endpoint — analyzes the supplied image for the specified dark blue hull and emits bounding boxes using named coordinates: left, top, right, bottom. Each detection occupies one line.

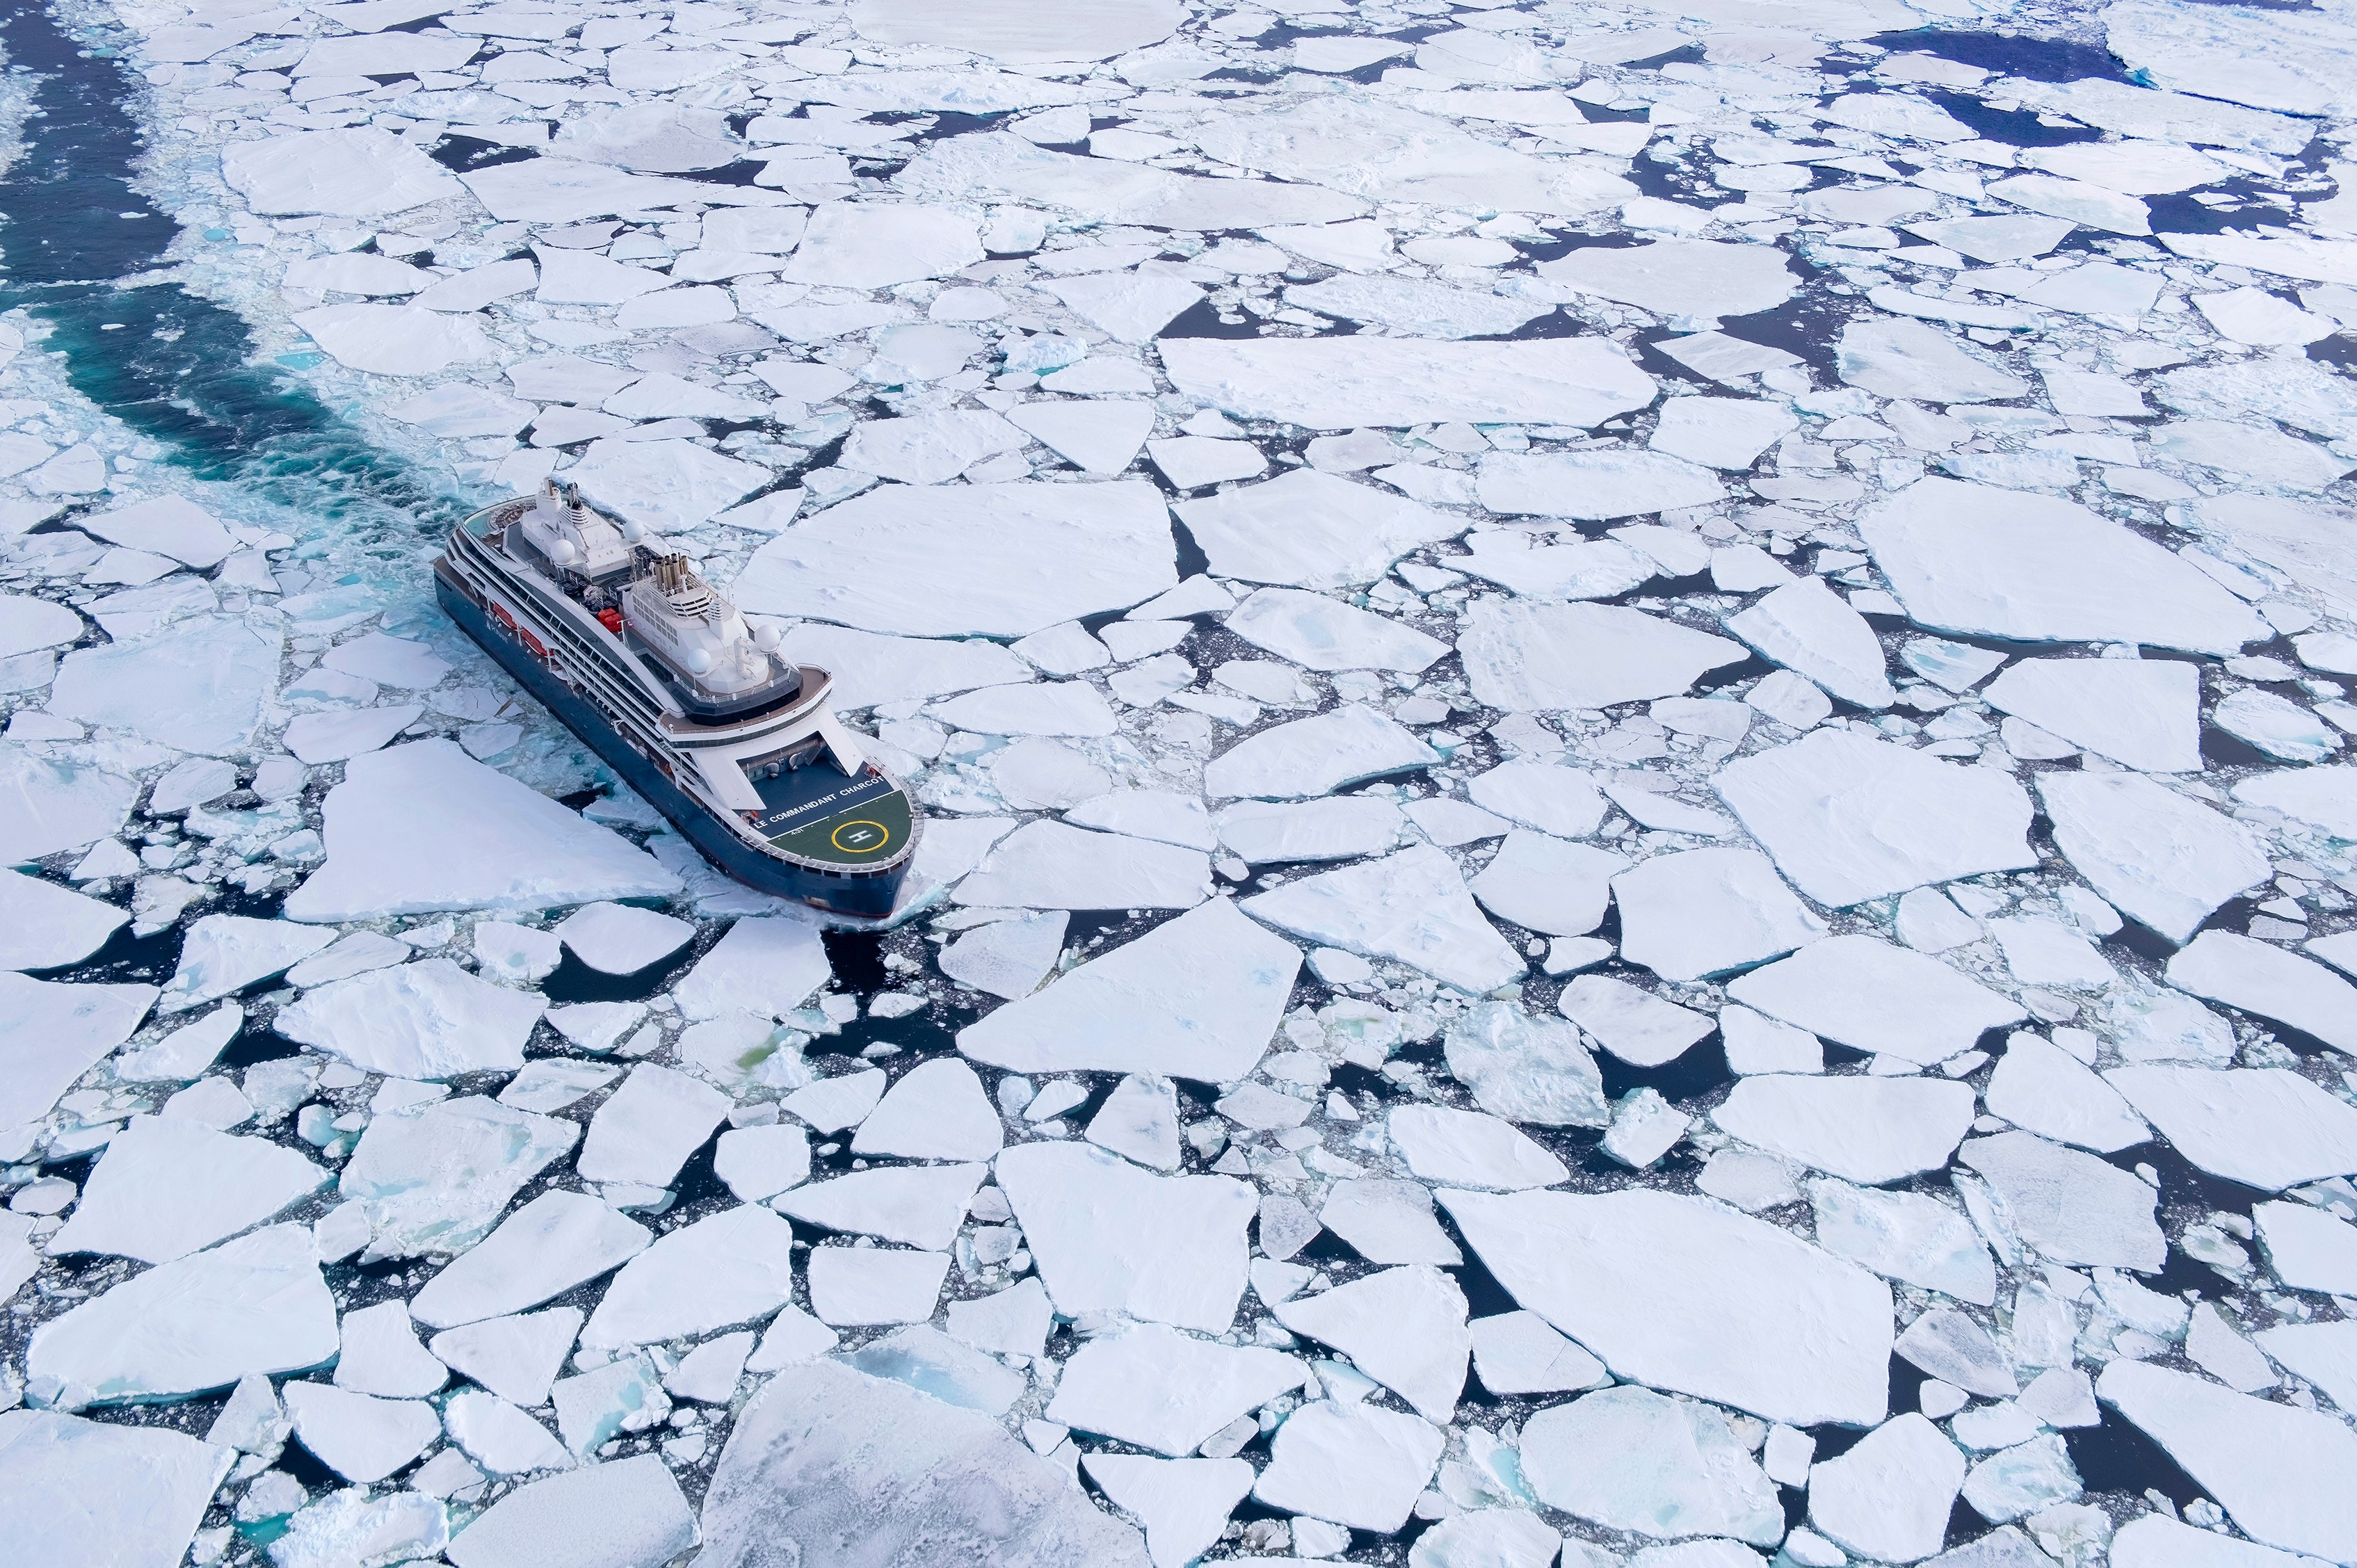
left=436, top=570, right=910, bottom=919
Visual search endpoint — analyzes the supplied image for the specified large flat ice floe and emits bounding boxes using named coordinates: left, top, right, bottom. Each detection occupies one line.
left=2099, top=1361, right=2357, bottom=1562
left=1729, top=936, right=2027, bottom=1066
left=1441, top=1188, right=1892, bottom=1425
left=698, top=1360, right=1148, bottom=1567
left=284, top=741, right=679, bottom=922
left=731, top=480, right=1175, bottom=638
left=1858, top=480, right=2269, bottom=656
left=2035, top=773, right=2270, bottom=944
left=0, top=1412, right=234, bottom=1568
left=1458, top=600, right=1750, bottom=712
left=1244, top=846, right=1526, bottom=994
left=997, top=1142, right=1253, bottom=1333
left=958, top=898, right=1298, bottom=1080
left=275, top=957, right=545, bottom=1079
left=1159, top=338, right=1655, bottom=430
left=27, top=1225, right=338, bottom=1403
left=1714, top=732, right=2036, bottom=908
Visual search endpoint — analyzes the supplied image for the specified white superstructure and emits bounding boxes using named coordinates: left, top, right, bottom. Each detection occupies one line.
left=435, top=481, right=918, bottom=909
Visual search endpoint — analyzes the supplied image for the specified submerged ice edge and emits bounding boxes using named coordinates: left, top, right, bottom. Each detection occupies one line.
left=2, top=0, right=2357, bottom=1565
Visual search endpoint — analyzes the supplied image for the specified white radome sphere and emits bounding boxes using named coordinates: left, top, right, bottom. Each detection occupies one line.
left=547, top=537, right=579, bottom=565
left=684, top=647, right=713, bottom=674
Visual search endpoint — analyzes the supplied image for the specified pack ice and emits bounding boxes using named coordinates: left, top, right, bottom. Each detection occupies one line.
left=15, top=0, right=2357, bottom=1559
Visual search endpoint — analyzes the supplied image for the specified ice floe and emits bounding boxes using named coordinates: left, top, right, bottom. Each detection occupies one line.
left=1714, top=1076, right=1975, bottom=1186
left=284, top=741, right=679, bottom=922
left=1731, top=935, right=2025, bottom=1065
left=2105, top=1066, right=2357, bottom=1191
left=1244, top=845, right=1524, bottom=994
left=0, top=1412, right=234, bottom=1568
left=1523, top=1383, right=1782, bottom=1545
left=1459, top=601, right=1749, bottom=713
left=1048, top=1321, right=1305, bottom=1456
left=1714, top=732, right=2036, bottom=908
left=30, top=0, right=2357, bottom=1551
left=2099, top=1361, right=2357, bottom=1562
left=960, top=898, right=1296, bottom=1079
left=701, top=1359, right=1145, bottom=1567
left=1957, top=1133, right=2164, bottom=1272
left=48, top=1115, right=325, bottom=1264
left=27, top=1225, right=338, bottom=1403
left=1443, top=1188, right=1892, bottom=1425
left=733, top=481, right=1175, bottom=638
left=1859, top=481, right=2267, bottom=656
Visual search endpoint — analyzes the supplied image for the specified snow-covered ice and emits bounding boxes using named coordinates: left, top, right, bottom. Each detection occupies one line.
left=804, top=1246, right=951, bottom=1327
left=337, top=1094, right=577, bottom=1259
left=999, top=1142, right=1251, bottom=1333
left=1613, top=847, right=1826, bottom=982
left=1983, top=659, right=2203, bottom=773
left=1387, top=1104, right=1568, bottom=1192
left=1723, top=578, right=1896, bottom=710
left=1442, top=1188, right=1892, bottom=1425
left=960, top=898, right=1298, bottom=1080
left=1714, top=732, right=2036, bottom=908
left=1203, top=703, right=1439, bottom=800
left=1521, top=1384, right=1784, bottom=1545
left=1812, top=1179, right=1997, bottom=1305
left=0, top=868, right=127, bottom=971
left=1175, top=471, right=1461, bottom=590
left=284, top=741, right=679, bottom=922
left=1047, top=1321, right=1305, bottom=1456
left=1557, top=975, right=1714, bottom=1067
left=1084, top=1453, right=1254, bottom=1568
left=1985, top=1037, right=2151, bottom=1155
left=1730, top=937, right=2027, bottom=1066
left=1809, top=1413, right=1969, bottom=1565
left=2247, top=1200, right=2357, bottom=1300
left=410, top=1192, right=649, bottom=1330
left=0, top=1412, right=234, bottom=1568
left=1957, top=1133, right=2165, bottom=1271
left=2105, top=1066, right=2357, bottom=1190
left=700, top=1360, right=1145, bottom=1568
left=442, top=1456, right=696, bottom=1568
left=2164, top=932, right=2357, bottom=1055
left=552, top=901, right=694, bottom=976
left=1713, top=1076, right=1976, bottom=1186
left=1858, top=480, right=2267, bottom=656
left=47, top=1115, right=326, bottom=1264
left=1468, top=830, right=1625, bottom=938
left=2036, top=775, right=2270, bottom=944
left=275, top=957, right=544, bottom=1079
left=953, top=819, right=1208, bottom=911
left=733, top=481, right=1175, bottom=638
left=773, top=1163, right=988, bottom=1251
left=26, top=0, right=2357, bottom=1551
left=581, top=1204, right=798, bottom=1349
left=1459, top=600, right=1748, bottom=713
left=27, top=1225, right=339, bottom=1403
left=1244, top=845, right=1524, bottom=994
left=1161, top=337, right=1654, bottom=430
left=2099, top=1361, right=2357, bottom=1562
left=1271, top=1265, right=1470, bottom=1423
left=1252, top=1398, right=1444, bottom=1535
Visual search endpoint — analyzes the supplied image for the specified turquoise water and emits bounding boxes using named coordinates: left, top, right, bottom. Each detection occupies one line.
left=0, top=0, right=448, bottom=524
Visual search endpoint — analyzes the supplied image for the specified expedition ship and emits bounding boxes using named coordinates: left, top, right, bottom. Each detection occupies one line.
left=435, top=478, right=919, bottom=917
